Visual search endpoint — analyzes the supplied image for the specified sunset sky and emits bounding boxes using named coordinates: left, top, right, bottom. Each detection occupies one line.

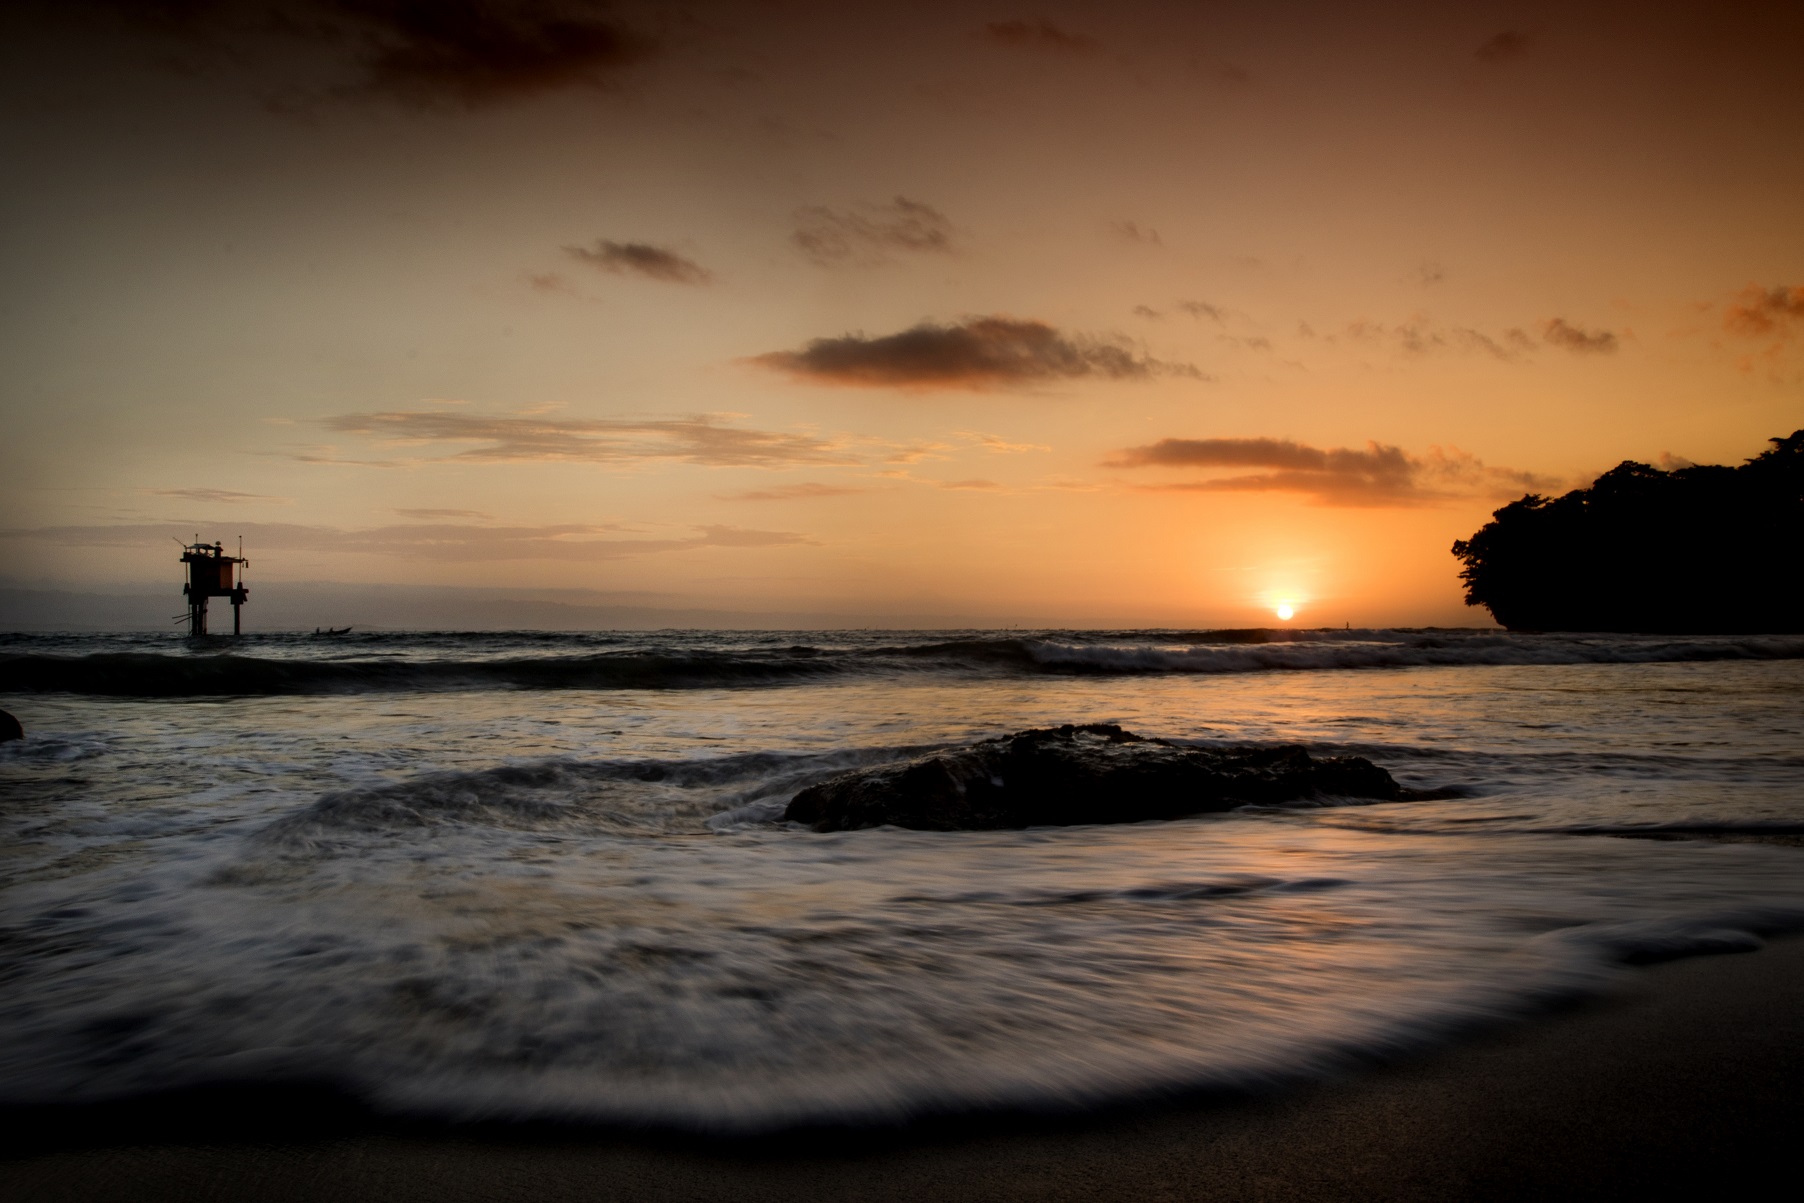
left=3, top=0, right=1800, bottom=627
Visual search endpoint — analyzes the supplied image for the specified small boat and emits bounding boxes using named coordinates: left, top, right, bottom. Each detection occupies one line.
left=312, top=626, right=353, bottom=637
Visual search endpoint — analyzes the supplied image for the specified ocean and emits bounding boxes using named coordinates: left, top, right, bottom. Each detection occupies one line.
left=3, top=628, right=1802, bottom=1130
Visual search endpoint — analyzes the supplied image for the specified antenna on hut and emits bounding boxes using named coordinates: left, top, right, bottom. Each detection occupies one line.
left=179, top=536, right=250, bottom=637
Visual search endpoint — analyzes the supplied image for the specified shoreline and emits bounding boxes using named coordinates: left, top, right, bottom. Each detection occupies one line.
left=5, top=936, right=1802, bottom=1201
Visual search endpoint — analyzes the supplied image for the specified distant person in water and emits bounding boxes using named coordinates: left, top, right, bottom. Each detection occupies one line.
left=1451, top=430, right=1803, bottom=633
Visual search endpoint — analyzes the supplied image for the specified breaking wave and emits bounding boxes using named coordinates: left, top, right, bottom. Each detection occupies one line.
left=4, top=630, right=1802, bottom=696
left=0, top=650, right=838, bottom=697
left=253, top=746, right=923, bottom=849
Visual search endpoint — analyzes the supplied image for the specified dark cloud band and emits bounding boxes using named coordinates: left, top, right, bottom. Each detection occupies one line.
left=1107, top=437, right=1554, bottom=507
left=752, top=316, right=1198, bottom=390
left=85, top=0, right=654, bottom=109
left=566, top=240, right=712, bottom=284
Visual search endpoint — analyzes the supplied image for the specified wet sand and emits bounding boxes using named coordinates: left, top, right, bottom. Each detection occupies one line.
left=5, top=936, right=1802, bottom=1202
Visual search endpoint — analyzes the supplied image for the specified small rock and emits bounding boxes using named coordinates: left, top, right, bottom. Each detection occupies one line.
left=784, top=723, right=1447, bottom=832
left=0, top=708, right=20, bottom=742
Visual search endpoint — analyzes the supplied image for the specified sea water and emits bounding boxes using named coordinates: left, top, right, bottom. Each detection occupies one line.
left=2, top=628, right=1802, bottom=1128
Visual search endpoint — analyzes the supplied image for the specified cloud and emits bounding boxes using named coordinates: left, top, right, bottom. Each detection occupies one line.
left=1540, top=317, right=1619, bottom=354
left=1475, top=31, right=1533, bottom=62
left=1346, top=317, right=1534, bottom=360
left=1174, top=300, right=1228, bottom=323
left=875, top=440, right=953, bottom=464
left=791, top=198, right=953, bottom=266
left=939, top=478, right=1000, bottom=490
left=1111, top=220, right=1161, bottom=245
left=1105, top=436, right=1557, bottom=507
left=288, top=449, right=406, bottom=468
left=1724, top=284, right=1804, bottom=337
left=91, top=0, right=655, bottom=109
left=146, top=488, right=287, bottom=504
left=3, top=520, right=808, bottom=563
left=337, top=0, right=652, bottom=107
left=565, top=240, right=712, bottom=284
left=983, top=19, right=1100, bottom=54
left=717, top=482, right=865, bottom=502
left=1339, top=310, right=1616, bottom=363
left=394, top=507, right=490, bottom=519
left=528, top=271, right=578, bottom=294
left=687, top=524, right=811, bottom=550
left=318, top=411, right=853, bottom=467
left=958, top=432, right=1051, bottom=453
left=1219, top=335, right=1273, bottom=352
left=750, top=316, right=1201, bottom=390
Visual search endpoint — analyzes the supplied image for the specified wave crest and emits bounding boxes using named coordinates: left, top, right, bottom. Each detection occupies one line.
left=4, top=631, right=1801, bottom=696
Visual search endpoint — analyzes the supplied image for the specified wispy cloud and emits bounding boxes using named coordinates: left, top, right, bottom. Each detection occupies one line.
left=750, top=316, right=1201, bottom=390
left=565, top=240, right=712, bottom=284
left=983, top=19, right=1100, bottom=54
left=3, top=521, right=809, bottom=562
left=1105, top=436, right=1557, bottom=507
left=791, top=198, right=954, bottom=266
left=288, top=449, right=407, bottom=468
left=1175, top=300, right=1230, bottom=323
left=716, top=482, right=865, bottom=502
left=957, top=432, right=1051, bottom=454
left=394, top=507, right=490, bottom=519
left=1341, top=313, right=1620, bottom=359
left=1540, top=317, right=1619, bottom=354
left=146, top=488, right=287, bottom=505
left=1412, top=260, right=1446, bottom=286
left=528, top=271, right=579, bottom=295
left=1724, top=284, right=1804, bottom=337
left=316, top=411, right=854, bottom=468
left=1111, top=220, right=1161, bottom=245
left=1346, top=317, right=1535, bottom=360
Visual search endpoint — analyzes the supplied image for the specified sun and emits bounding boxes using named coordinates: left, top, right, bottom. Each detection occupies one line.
left=1275, top=602, right=1295, bottom=621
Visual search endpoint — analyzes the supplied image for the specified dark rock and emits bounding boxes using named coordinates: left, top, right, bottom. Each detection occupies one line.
left=784, top=723, right=1445, bottom=832
left=0, top=708, right=19, bottom=742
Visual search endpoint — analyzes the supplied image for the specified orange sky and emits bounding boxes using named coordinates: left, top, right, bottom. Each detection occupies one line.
left=2, top=0, right=1800, bottom=627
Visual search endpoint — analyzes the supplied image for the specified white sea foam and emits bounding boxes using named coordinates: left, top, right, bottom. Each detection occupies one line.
left=3, top=795, right=1803, bottom=1128
left=1018, top=632, right=1804, bottom=675
left=1, top=638, right=1801, bottom=1130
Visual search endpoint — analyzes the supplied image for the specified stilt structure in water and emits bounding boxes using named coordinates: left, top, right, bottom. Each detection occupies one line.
left=180, top=538, right=249, bottom=636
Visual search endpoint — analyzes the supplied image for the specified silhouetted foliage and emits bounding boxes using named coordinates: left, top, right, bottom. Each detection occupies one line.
left=1451, top=431, right=1804, bottom=632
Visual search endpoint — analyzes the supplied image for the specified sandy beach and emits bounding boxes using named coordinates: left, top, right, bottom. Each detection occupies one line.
left=5, top=932, right=1800, bottom=1203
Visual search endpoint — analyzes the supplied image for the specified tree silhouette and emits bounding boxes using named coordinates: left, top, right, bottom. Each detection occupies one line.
left=1451, top=431, right=1803, bottom=632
